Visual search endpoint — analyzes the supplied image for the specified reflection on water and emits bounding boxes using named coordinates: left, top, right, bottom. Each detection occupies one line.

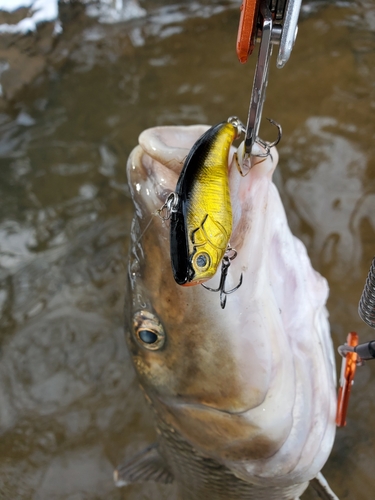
left=281, top=116, right=367, bottom=281
left=0, top=0, right=374, bottom=498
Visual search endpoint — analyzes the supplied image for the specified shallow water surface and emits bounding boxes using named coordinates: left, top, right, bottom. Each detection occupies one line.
left=0, top=0, right=374, bottom=498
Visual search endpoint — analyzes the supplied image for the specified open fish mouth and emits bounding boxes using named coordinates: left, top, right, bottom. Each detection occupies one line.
left=136, top=123, right=279, bottom=254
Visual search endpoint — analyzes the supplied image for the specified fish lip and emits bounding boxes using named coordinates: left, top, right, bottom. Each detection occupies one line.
left=227, top=144, right=279, bottom=250
left=158, top=396, right=256, bottom=417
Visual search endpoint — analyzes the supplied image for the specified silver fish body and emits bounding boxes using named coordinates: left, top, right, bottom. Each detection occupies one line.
left=118, top=125, right=337, bottom=500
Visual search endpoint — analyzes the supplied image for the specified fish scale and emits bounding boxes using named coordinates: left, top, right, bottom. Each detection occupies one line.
left=156, top=417, right=307, bottom=500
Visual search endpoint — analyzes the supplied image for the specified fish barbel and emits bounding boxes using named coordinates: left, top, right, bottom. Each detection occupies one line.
left=118, top=124, right=337, bottom=499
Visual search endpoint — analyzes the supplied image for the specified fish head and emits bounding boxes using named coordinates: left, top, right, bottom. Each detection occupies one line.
left=125, top=124, right=336, bottom=486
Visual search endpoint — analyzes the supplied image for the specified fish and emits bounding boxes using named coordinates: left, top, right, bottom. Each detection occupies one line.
left=116, top=123, right=338, bottom=500
left=170, top=120, right=238, bottom=286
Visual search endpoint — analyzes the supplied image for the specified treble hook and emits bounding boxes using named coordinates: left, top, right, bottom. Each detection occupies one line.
left=235, top=118, right=282, bottom=177
left=202, top=248, right=243, bottom=309
left=251, top=118, right=282, bottom=158
left=264, top=118, right=282, bottom=148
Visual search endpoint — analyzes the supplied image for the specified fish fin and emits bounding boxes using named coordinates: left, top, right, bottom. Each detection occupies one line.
left=114, top=443, right=174, bottom=487
left=309, top=472, right=340, bottom=500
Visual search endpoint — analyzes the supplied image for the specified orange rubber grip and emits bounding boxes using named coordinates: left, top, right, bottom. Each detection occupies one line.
left=236, top=0, right=260, bottom=63
left=336, top=332, right=359, bottom=427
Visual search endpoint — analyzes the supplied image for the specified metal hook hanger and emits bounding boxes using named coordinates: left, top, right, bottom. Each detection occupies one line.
left=236, top=0, right=301, bottom=159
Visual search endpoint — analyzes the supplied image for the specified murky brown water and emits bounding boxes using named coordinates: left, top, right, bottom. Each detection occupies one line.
left=0, top=0, right=374, bottom=498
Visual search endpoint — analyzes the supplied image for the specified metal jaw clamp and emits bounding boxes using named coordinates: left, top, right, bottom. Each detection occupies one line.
left=237, top=0, right=302, bottom=159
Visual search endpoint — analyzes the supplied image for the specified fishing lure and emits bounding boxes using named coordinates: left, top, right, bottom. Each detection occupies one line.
left=167, top=118, right=241, bottom=287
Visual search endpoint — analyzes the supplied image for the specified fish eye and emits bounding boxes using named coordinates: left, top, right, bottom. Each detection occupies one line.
left=138, top=329, right=158, bottom=344
left=193, top=251, right=211, bottom=272
left=133, top=310, right=165, bottom=351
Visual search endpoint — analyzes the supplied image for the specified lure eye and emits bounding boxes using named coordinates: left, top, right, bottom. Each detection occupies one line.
left=193, top=252, right=211, bottom=272
left=197, top=254, right=208, bottom=267
left=133, top=310, right=165, bottom=351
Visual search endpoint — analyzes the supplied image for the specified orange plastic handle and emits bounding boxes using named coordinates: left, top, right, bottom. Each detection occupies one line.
left=336, top=332, right=359, bottom=427
left=236, top=0, right=260, bottom=63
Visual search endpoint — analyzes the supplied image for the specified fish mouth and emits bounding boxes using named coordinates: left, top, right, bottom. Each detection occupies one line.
left=137, top=123, right=278, bottom=235
left=158, top=395, right=258, bottom=417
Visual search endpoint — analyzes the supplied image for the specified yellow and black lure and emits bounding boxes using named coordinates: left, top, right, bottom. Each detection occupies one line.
left=170, top=119, right=240, bottom=286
